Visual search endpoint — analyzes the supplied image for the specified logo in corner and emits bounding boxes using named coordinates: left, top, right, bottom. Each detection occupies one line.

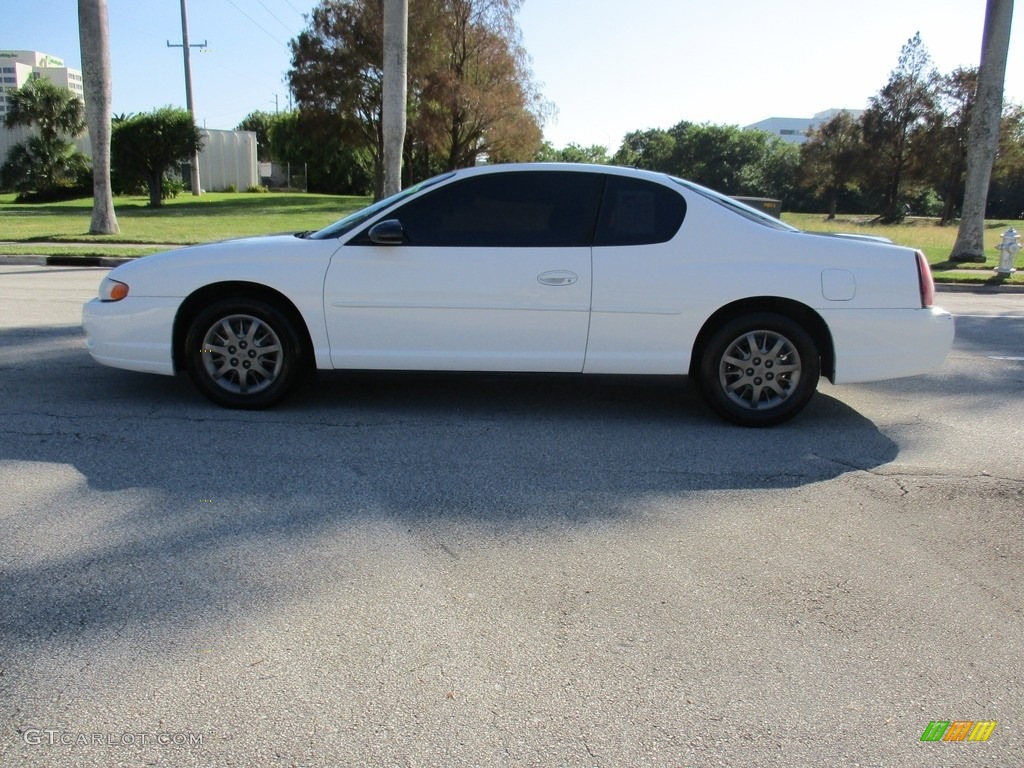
left=920, top=720, right=996, bottom=742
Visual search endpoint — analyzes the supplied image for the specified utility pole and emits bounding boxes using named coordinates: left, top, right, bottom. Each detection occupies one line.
left=167, top=0, right=206, bottom=196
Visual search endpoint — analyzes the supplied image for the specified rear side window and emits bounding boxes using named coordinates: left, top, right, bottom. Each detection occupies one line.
left=390, top=171, right=605, bottom=247
left=595, top=176, right=686, bottom=246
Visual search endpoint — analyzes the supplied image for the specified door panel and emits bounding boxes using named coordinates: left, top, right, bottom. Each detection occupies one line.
left=584, top=175, right=692, bottom=374
left=324, top=246, right=592, bottom=371
left=324, top=170, right=606, bottom=372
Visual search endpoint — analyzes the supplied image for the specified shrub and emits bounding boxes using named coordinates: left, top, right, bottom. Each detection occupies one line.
left=161, top=175, right=184, bottom=200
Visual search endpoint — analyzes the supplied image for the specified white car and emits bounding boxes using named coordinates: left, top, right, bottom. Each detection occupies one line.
left=83, top=164, right=954, bottom=426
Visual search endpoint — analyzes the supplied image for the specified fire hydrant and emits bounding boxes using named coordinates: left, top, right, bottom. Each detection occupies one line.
left=995, top=228, right=1021, bottom=276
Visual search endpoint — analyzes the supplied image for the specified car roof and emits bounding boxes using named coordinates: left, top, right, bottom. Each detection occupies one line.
left=444, top=162, right=673, bottom=184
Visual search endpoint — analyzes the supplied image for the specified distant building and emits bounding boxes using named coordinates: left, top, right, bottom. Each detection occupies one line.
left=0, top=50, right=84, bottom=114
left=744, top=108, right=864, bottom=145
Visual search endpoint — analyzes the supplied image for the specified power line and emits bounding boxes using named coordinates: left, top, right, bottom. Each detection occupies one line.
left=280, top=0, right=308, bottom=20
left=221, top=0, right=288, bottom=47
left=254, top=0, right=296, bottom=34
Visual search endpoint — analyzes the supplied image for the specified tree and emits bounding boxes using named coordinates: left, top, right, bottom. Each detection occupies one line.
left=289, top=0, right=390, bottom=197
left=612, top=128, right=675, bottom=171
left=741, top=133, right=800, bottom=201
left=111, top=107, right=203, bottom=207
left=416, top=0, right=544, bottom=169
left=916, top=68, right=978, bottom=224
left=0, top=138, right=88, bottom=195
left=535, top=142, right=610, bottom=164
left=800, top=111, right=863, bottom=219
left=236, top=111, right=277, bottom=162
left=664, top=122, right=797, bottom=198
left=2, top=77, right=87, bottom=193
left=78, top=0, right=119, bottom=234
left=667, top=122, right=747, bottom=191
left=382, top=0, right=408, bottom=197
left=951, top=0, right=1015, bottom=262
left=860, top=33, right=937, bottom=222
left=269, top=110, right=372, bottom=194
left=4, top=76, right=85, bottom=147
left=237, top=109, right=372, bottom=193
left=989, top=104, right=1024, bottom=218
left=289, top=0, right=545, bottom=197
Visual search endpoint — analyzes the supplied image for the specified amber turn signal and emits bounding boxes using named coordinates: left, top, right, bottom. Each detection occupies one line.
left=100, top=277, right=129, bottom=302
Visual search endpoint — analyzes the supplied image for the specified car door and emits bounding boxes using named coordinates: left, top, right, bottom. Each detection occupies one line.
left=584, top=174, right=690, bottom=374
left=323, top=170, right=604, bottom=372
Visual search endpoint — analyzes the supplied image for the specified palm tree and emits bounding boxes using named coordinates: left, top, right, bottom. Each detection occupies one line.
left=950, top=0, right=1014, bottom=262
left=78, top=0, right=120, bottom=234
left=3, top=77, right=86, bottom=191
left=382, top=0, right=408, bottom=197
left=5, top=76, right=84, bottom=144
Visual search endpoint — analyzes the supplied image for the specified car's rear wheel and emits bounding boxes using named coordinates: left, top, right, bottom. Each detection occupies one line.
left=184, top=298, right=302, bottom=409
left=698, top=312, right=820, bottom=426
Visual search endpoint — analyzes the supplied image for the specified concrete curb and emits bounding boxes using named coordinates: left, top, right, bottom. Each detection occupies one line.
left=935, top=282, right=1024, bottom=294
left=0, top=255, right=133, bottom=267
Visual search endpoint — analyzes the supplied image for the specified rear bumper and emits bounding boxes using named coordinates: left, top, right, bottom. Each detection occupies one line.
left=82, top=297, right=180, bottom=376
left=824, top=306, right=955, bottom=384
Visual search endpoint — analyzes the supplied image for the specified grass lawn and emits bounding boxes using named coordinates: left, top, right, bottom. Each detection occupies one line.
left=785, top=212, right=1024, bottom=285
left=0, top=191, right=369, bottom=248
left=1, top=191, right=1021, bottom=284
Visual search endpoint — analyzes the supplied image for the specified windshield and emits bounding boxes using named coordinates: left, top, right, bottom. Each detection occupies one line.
left=670, top=177, right=799, bottom=232
left=309, top=172, right=456, bottom=240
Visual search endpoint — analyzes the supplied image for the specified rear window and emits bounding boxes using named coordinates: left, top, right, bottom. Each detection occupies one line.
left=595, top=176, right=687, bottom=246
left=671, top=177, right=798, bottom=232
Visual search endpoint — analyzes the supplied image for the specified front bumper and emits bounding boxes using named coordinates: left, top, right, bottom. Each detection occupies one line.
left=82, top=297, right=181, bottom=376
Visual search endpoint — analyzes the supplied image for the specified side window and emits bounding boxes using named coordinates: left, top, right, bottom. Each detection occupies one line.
left=390, top=171, right=605, bottom=247
left=595, top=177, right=687, bottom=246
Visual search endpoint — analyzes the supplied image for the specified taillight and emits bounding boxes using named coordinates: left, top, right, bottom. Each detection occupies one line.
left=915, top=250, right=934, bottom=308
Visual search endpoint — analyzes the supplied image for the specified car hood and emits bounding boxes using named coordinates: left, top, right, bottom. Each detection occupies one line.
left=105, top=232, right=340, bottom=296
left=120, top=232, right=318, bottom=266
left=171, top=232, right=311, bottom=254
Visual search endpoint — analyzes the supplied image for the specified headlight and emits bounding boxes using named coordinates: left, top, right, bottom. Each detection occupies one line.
left=99, top=276, right=129, bottom=302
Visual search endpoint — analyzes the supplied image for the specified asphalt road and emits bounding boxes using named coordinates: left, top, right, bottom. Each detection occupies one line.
left=0, top=266, right=1021, bottom=768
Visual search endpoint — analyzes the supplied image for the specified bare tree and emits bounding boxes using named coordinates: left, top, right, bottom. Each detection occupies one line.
left=950, top=0, right=1014, bottom=262
left=78, top=0, right=119, bottom=234
left=382, top=0, right=408, bottom=197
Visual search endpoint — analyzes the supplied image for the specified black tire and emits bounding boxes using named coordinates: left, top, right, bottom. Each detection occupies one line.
left=697, top=312, right=820, bottom=427
left=183, top=298, right=303, bottom=409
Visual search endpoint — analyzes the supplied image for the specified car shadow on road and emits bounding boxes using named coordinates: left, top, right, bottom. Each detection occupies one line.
left=2, top=336, right=900, bottom=646
left=0, top=328, right=905, bottom=494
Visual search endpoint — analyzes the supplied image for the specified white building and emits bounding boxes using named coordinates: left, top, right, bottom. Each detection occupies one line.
left=0, top=50, right=84, bottom=115
left=744, top=108, right=864, bottom=145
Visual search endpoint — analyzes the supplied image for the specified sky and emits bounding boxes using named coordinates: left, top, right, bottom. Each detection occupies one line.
left=6, top=0, right=1023, bottom=152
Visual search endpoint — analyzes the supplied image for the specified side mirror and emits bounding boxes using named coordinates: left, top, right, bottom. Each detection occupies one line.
left=368, top=219, right=404, bottom=245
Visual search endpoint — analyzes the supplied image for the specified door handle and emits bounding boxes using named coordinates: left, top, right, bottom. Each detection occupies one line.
left=538, top=271, right=579, bottom=286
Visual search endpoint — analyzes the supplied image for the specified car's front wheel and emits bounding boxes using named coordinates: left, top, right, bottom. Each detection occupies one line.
left=184, top=298, right=303, bottom=409
left=698, top=312, right=820, bottom=427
